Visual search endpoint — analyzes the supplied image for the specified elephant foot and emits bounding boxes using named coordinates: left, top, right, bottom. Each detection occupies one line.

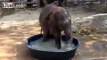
left=43, top=37, right=50, bottom=42
left=56, top=44, right=61, bottom=49
left=55, top=40, right=61, bottom=49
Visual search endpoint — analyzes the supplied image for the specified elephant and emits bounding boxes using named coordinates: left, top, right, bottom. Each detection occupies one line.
left=39, top=3, right=72, bottom=49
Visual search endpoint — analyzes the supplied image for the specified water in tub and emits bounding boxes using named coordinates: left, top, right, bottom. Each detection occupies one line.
left=30, top=38, right=75, bottom=52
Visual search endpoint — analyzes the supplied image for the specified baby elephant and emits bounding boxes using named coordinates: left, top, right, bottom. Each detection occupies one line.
left=39, top=3, right=72, bottom=49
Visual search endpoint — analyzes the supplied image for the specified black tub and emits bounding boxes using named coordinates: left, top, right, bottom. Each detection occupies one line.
left=26, top=34, right=79, bottom=60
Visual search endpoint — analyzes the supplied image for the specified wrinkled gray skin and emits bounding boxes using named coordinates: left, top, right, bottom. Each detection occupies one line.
left=39, top=3, right=72, bottom=49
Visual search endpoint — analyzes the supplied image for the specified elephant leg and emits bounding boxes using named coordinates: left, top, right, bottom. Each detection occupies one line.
left=41, top=21, right=50, bottom=41
left=52, top=28, right=61, bottom=49
left=64, top=28, right=73, bottom=44
left=43, top=30, right=50, bottom=41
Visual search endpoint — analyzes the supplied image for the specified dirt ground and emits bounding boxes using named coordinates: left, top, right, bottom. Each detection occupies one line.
left=0, top=25, right=107, bottom=60
left=0, top=7, right=107, bottom=60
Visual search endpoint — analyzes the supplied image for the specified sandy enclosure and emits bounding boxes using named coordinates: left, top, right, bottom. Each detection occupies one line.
left=0, top=7, right=107, bottom=60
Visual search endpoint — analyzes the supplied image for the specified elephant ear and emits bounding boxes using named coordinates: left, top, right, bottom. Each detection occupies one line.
left=45, top=12, right=53, bottom=20
left=53, top=11, right=65, bottom=21
left=53, top=12, right=60, bottom=21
